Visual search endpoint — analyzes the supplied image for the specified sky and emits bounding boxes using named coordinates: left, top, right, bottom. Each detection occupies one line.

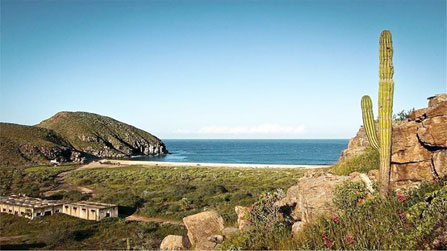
left=1, top=0, right=446, bottom=139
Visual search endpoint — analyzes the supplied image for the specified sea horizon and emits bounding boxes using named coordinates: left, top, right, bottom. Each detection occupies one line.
left=134, top=139, right=349, bottom=165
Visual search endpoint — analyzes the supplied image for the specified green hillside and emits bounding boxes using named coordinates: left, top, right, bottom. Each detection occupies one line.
left=37, top=111, right=167, bottom=158
left=0, top=123, right=77, bottom=166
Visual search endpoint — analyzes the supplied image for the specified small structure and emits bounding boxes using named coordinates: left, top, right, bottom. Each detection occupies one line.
left=62, top=201, right=118, bottom=221
left=0, top=195, right=118, bottom=221
left=0, top=195, right=63, bottom=219
left=50, top=159, right=60, bottom=166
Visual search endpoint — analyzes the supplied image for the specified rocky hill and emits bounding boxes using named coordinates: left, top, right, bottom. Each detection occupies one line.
left=340, top=93, right=447, bottom=186
left=0, top=112, right=167, bottom=166
left=37, top=111, right=167, bottom=158
left=0, top=123, right=83, bottom=166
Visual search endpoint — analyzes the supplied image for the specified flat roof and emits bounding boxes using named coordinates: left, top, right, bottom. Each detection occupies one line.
left=0, top=195, right=63, bottom=209
left=66, top=201, right=116, bottom=209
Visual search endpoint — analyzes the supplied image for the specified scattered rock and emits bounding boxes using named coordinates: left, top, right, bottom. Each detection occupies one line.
left=160, top=235, right=190, bottom=250
left=367, top=169, right=379, bottom=182
left=207, top=234, right=224, bottom=244
left=182, top=210, right=224, bottom=250
left=291, top=221, right=306, bottom=237
left=222, top=227, right=239, bottom=237
left=235, top=206, right=251, bottom=231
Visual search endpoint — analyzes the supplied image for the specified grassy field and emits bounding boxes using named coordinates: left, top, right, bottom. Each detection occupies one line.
left=0, top=165, right=78, bottom=197
left=66, top=165, right=306, bottom=223
left=0, top=213, right=186, bottom=250
left=0, top=164, right=305, bottom=249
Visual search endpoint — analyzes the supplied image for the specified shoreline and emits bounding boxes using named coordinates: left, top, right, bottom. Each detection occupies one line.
left=100, top=159, right=331, bottom=169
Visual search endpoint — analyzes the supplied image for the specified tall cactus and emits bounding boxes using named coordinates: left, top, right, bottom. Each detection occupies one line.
left=361, top=30, right=394, bottom=195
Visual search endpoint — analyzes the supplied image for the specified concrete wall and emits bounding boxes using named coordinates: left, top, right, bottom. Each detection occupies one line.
left=1, top=202, right=117, bottom=221
left=0, top=203, right=61, bottom=219
left=62, top=204, right=118, bottom=221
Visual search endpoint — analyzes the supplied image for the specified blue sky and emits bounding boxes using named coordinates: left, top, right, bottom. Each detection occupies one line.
left=1, top=0, right=445, bottom=139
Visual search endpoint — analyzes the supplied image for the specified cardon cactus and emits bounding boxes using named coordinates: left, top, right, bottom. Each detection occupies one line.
left=361, top=30, right=394, bottom=195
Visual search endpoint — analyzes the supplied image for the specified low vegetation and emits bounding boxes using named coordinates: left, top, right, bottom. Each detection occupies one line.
left=330, top=147, right=379, bottom=175
left=0, top=214, right=186, bottom=250
left=220, top=179, right=447, bottom=250
left=0, top=165, right=78, bottom=197
left=67, top=165, right=305, bottom=223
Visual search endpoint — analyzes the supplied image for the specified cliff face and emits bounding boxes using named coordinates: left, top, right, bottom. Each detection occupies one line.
left=0, top=123, right=84, bottom=166
left=340, top=94, right=447, bottom=185
left=38, top=112, right=168, bottom=159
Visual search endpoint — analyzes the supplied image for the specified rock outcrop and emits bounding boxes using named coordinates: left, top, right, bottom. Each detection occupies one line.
left=235, top=206, right=251, bottom=231
left=339, top=94, right=447, bottom=186
left=38, top=111, right=167, bottom=159
left=182, top=210, right=225, bottom=249
left=279, top=170, right=353, bottom=223
left=160, top=235, right=190, bottom=250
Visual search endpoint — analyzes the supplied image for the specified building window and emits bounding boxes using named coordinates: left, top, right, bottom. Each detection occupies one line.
left=36, top=212, right=41, bottom=216
left=44, top=211, right=51, bottom=216
left=2, top=208, right=5, bottom=212
left=55, top=210, right=60, bottom=213
left=65, top=206, right=69, bottom=209
left=82, top=208, right=86, bottom=211
left=106, top=212, right=110, bottom=218
left=91, top=209, right=96, bottom=213
left=9, top=209, right=12, bottom=213
left=21, top=212, right=24, bottom=215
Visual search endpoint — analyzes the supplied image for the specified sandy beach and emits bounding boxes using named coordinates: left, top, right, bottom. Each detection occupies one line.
left=99, top=159, right=331, bottom=169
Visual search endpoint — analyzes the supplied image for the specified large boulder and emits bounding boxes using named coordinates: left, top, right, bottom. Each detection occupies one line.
left=279, top=170, right=375, bottom=224
left=338, top=94, right=447, bottom=186
left=297, top=171, right=352, bottom=223
left=160, top=235, right=190, bottom=250
left=182, top=211, right=224, bottom=250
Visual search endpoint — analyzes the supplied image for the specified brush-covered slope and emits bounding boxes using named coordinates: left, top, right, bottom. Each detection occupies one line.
left=0, top=123, right=82, bottom=166
left=37, top=111, right=167, bottom=158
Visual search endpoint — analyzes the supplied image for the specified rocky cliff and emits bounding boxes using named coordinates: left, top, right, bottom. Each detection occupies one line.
left=38, top=111, right=167, bottom=158
left=340, top=93, right=447, bottom=186
left=0, top=123, right=84, bottom=166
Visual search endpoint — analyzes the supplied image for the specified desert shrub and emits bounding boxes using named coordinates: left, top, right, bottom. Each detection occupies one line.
left=67, top=165, right=304, bottom=223
left=219, top=189, right=293, bottom=250
left=46, top=190, right=91, bottom=201
left=294, top=180, right=447, bottom=250
left=331, top=147, right=379, bottom=175
left=0, top=165, right=77, bottom=196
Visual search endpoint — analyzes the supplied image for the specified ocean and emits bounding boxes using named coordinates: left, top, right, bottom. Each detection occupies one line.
left=134, top=139, right=349, bottom=165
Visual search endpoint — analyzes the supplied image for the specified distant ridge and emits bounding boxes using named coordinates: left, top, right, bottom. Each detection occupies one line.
left=0, top=112, right=167, bottom=166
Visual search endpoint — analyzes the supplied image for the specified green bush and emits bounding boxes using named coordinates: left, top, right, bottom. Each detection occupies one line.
left=67, top=165, right=304, bottom=223
left=331, top=147, right=379, bottom=175
left=219, top=190, right=293, bottom=250
left=294, top=180, right=447, bottom=250
left=221, top=179, right=446, bottom=250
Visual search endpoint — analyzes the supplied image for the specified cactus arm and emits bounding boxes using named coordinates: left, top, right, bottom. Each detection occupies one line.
left=361, top=95, right=380, bottom=151
left=378, top=30, right=394, bottom=195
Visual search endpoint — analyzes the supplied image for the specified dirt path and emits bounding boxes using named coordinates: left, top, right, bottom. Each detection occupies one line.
left=125, top=213, right=184, bottom=226
left=45, top=161, right=185, bottom=226
left=0, top=234, right=29, bottom=242
left=43, top=161, right=117, bottom=197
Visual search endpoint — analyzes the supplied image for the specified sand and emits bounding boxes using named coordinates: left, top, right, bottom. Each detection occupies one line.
left=99, top=159, right=331, bottom=169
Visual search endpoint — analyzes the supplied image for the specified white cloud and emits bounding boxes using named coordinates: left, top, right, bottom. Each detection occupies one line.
left=173, top=124, right=306, bottom=135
